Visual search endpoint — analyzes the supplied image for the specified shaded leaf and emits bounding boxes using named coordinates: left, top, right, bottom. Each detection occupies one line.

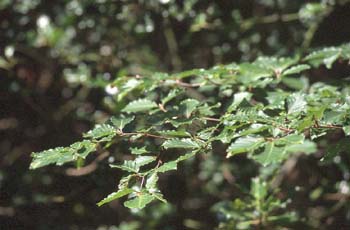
left=122, top=99, right=158, bottom=113
left=162, top=138, right=200, bottom=149
left=253, top=142, right=286, bottom=166
left=97, top=188, right=133, bottom=206
left=130, top=146, right=148, bottom=155
left=111, top=156, right=156, bottom=173
left=146, top=173, right=159, bottom=191
left=227, top=136, right=264, bottom=157
left=287, top=93, right=307, bottom=114
left=110, top=116, right=135, bottom=131
left=124, top=193, right=155, bottom=209
left=282, top=64, right=310, bottom=76
left=30, top=141, right=96, bottom=169
left=180, top=99, right=200, bottom=118
left=83, top=124, right=116, bottom=141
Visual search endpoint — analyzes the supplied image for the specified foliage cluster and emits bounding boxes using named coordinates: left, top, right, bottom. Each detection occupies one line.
left=30, top=43, right=350, bottom=229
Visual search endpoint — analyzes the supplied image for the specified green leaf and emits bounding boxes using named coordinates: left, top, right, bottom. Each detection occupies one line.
left=97, top=188, right=133, bottom=206
left=343, top=126, right=350, bottom=136
left=111, top=161, right=139, bottom=173
left=70, top=140, right=96, bottom=158
left=130, top=146, right=148, bottom=155
left=83, top=124, right=116, bottom=141
left=157, top=161, right=178, bottom=173
left=157, top=130, right=191, bottom=137
left=122, top=99, right=158, bottom=113
left=227, top=136, right=264, bottom=157
left=151, top=192, right=167, bottom=203
left=282, top=64, right=310, bottom=76
left=124, top=193, right=155, bottom=209
left=162, top=138, right=200, bottom=149
left=134, top=156, right=157, bottom=168
left=237, top=62, right=272, bottom=84
left=180, top=99, right=200, bottom=118
left=157, top=152, right=196, bottom=173
left=146, top=173, right=159, bottom=191
left=251, top=177, right=267, bottom=201
left=111, top=156, right=156, bottom=173
left=110, top=116, right=134, bottom=131
left=304, top=47, right=341, bottom=68
left=282, top=76, right=309, bottom=90
left=30, top=147, right=74, bottom=169
left=161, top=88, right=182, bottom=105
left=30, top=141, right=96, bottom=169
left=253, top=142, right=286, bottom=166
left=287, top=93, right=307, bottom=114
left=276, top=134, right=304, bottom=145
left=285, top=140, right=317, bottom=154
left=228, top=92, right=252, bottom=112
left=118, top=175, right=132, bottom=190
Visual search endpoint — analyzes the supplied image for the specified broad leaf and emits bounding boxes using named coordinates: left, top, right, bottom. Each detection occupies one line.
left=343, top=126, right=350, bottom=136
left=130, top=146, right=148, bottom=155
left=83, top=124, right=116, bottom=141
left=227, top=136, right=264, bottom=157
left=97, top=188, right=133, bottom=206
left=146, top=173, right=159, bottom=191
left=282, top=64, right=310, bottom=76
left=124, top=193, right=155, bottom=209
left=287, top=93, right=307, bottom=114
left=30, top=141, right=96, bottom=169
left=253, top=142, right=286, bottom=166
left=122, top=99, right=158, bottom=113
left=110, top=116, right=135, bottom=131
left=111, top=156, right=156, bottom=173
left=162, top=138, right=200, bottom=149
left=180, top=99, right=200, bottom=118
left=157, top=161, right=178, bottom=173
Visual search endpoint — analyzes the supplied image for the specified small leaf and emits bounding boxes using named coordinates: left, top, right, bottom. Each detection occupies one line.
left=30, top=141, right=96, bottom=169
left=111, top=156, right=156, bottom=173
left=285, top=140, right=317, bottom=154
left=161, top=88, right=182, bottom=105
left=146, top=173, right=159, bottom=191
left=151, top=192, right=167, bottom=203
left=282, top=64, right=310, bottom=76
left=157, top=152, right=196, bottom=173
left=124, top=193, right=155, bottom=209
left=228, top=92, right=252, bottom=112
left=134, top=156, right=157, bottom=168
left=118, top=175, right=132, bottom=190
left=110, top=116, right=134, bottom=131
left=227, top=136, right=264, bottom=157
left=110, top=161, right=139, bottom=173
left=343, top=126, right=350, bottom=136
left=30, top=147, right=74, bottom=169
left=130, top=146, right=148, bottom=155
left=253, top=142, right=286, bottom=166
left=157, top=161, right=178, bottom=173
left=97, top=188, right=133, bottom=206
left=162, top=138, right=200, bottom=149
left=158, top=130, right=191, bottom=137
left=122, top=99, right=158, bottom=113
left=251, top=177, right=267, bottom=201
left=83, top=124, right=116, bottom=141
left=276, top=134, right=304, bottom=145
left=180, top=99, right=200, bottom=118
left=304, top=47, right=341, bottom=68
left=287, top=93, right=307, bottom=114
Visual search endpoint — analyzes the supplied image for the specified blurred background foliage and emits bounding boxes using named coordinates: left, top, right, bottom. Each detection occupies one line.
left=1, top=0, right=350, bottom=229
